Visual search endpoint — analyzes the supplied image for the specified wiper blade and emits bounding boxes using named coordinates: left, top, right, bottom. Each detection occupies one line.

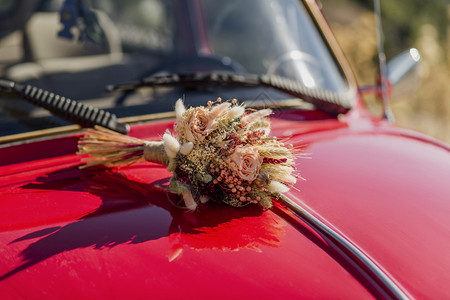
left=107, top=72, right=352, bottom=115
left=0, top=79, right=129, bottom=134
left=107, top=72, right=260, bottom=91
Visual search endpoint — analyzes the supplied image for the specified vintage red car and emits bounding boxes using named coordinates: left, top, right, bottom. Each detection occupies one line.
left=0, top=0, right=449, bottom=299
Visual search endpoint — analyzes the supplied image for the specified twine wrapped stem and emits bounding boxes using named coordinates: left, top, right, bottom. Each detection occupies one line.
left=144, top=141, right=169, bottom=166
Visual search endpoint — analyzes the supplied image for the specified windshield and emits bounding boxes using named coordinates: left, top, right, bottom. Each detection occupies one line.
left=96, top=0, right=347, bottom=91
left=0, top=0, right=351, bottom=138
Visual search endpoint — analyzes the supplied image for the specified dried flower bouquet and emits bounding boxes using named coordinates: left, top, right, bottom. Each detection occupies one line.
left=78, top=98, right=297, bottom=210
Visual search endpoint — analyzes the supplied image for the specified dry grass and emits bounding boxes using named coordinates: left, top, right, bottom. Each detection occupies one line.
left=322, top=1, right=450, bottom=144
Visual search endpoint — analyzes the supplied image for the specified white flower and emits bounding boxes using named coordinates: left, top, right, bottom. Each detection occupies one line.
left=225, top=105, right=245, bottom=120
left=241, top=109, right=272, bottom=127
left=268, top=181, right=289, bottom=193
left=210, top=102, right=231, bottom=117
left=182, top=190, right=197, bottom=210
left=175, top=98, right=186, bottom=120
left=163, top=131, right=180, bottom=158
left=180, top=142, right=194, bottom=155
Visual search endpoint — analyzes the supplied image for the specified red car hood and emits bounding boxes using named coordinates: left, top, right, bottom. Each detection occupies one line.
left=0, top=109, right=449, bottom=299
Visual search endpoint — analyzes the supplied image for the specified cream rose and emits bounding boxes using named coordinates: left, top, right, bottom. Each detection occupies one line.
left=184, top=107, right=217, bottom=143
left=227, top=145, right=263, bottom=182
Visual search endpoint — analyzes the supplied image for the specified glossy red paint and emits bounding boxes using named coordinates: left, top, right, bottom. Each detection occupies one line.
left=287, top=125, right=450, bottom=299
left=0, top=108, right=449, bottom=299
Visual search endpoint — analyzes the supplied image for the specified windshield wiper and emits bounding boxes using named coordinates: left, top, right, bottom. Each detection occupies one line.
left=107, top=72, right=353, bottom=115
left=0, top=79, right=129, bottom=134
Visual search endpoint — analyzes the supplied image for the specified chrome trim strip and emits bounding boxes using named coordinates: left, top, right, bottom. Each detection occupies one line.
left=278, top=194, right=409, bottom=300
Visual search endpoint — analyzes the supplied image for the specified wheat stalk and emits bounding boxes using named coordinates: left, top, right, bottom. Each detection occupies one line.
left=77, top=126, right=168, bottom=168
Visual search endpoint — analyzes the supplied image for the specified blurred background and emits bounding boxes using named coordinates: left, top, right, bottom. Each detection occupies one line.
left=321, top=0, right=450, bottom=144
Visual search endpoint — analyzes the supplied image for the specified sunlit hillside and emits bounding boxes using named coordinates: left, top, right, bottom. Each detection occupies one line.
left=321, top=0, right=450, bottom=144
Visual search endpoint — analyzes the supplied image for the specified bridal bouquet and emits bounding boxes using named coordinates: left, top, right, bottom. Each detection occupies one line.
left=78, top=98, right=297, bottom=210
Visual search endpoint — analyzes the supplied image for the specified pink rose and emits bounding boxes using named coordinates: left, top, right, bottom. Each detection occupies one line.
left=227, top=145, right=263, bottom=182
left=184, top=107, right=217, bottom=143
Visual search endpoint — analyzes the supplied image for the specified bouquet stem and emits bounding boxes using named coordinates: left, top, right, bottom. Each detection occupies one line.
left=143, top=141, right=169, bottom=166
left=77, top=126, right=168, bottom=168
